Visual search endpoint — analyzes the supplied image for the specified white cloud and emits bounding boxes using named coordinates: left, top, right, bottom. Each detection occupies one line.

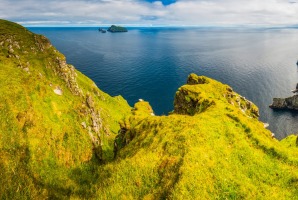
left=1, top=0, right=298, bottom=26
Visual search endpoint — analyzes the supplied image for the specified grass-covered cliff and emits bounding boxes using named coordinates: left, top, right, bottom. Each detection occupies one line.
left=1, top=19, right=298, bottom=199
left=0, top=19, right=131, bottom=198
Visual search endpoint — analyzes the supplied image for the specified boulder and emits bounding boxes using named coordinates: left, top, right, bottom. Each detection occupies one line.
left=54, top=87, right=63, bottom=95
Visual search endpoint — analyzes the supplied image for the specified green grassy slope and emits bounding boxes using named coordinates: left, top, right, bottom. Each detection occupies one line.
left=101, top=74, right=298, bottom=199
left=0, top=19, right=131, bottom=199
left=1, top=19, right=298, bottom=199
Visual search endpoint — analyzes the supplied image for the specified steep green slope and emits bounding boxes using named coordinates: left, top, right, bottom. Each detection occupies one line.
left=0, top=19, right=131, bottom=199
left=99, top=74, right=298, bottom=199
left=1, top=19, right=298, bottom=199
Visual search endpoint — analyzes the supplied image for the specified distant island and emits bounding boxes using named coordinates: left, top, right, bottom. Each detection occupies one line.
left=107, top=25, right=128, bottom=33
left=98, top=28, right=106, bottom=33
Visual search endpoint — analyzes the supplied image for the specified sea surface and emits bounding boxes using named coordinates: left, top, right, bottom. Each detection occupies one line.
left=29, top=27, right=298, bottom=139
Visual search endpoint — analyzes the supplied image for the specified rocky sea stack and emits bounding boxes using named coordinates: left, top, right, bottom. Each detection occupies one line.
left=270, top=95, right=298, bottom=110
left=270, top=83, right=298, bottom=110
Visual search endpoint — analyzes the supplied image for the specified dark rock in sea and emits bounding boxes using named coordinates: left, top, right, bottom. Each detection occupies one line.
left=98, top=28, right=106, bottom=33
left=269, top=95, right=298, bottom=110
left=107, top=25, right=128, bottom=33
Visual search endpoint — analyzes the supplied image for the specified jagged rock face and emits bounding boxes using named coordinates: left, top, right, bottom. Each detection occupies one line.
left=270, top=95, right=298, bottom=110
left=224, top=87, right=259, bottom=119
left=53, top=57, right=82, bottom=96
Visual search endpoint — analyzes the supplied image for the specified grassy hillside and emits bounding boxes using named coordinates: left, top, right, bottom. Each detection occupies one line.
left=101, top=74, right=298, bottom=199
left=0, top=19, right=131, bottom=199
left=1, top=19, right=298, bottom=199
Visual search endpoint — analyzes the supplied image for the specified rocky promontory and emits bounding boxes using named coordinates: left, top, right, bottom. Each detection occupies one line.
left=269, top=95, right=298, bottom=110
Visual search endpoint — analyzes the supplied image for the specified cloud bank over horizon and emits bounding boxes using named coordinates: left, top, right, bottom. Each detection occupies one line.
left=1, top=0, right=298, bottom=27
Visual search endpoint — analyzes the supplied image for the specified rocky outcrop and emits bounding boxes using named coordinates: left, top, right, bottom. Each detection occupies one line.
left=0, top=26, right=82, bottom=96
left=34, top=35, right=52, bottom=52
left=84, top=95, right=106, bottom=160
left=174, top=86, right=215, bottom=116
left=174, top=74, right=215, bottom=116
left=187, top=73, right=209, bottom=85
left=51, top=57, right=82, bottom=96
left=270, top=95, right=298, bottom=110
left=224, top=86, right=259, bottom=119
left=174, top=73, right=259, bottom=118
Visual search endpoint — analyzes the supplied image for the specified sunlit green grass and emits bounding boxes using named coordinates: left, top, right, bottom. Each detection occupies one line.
left=1, top=19, right=298, bottom=199
left=0, top=19, right=131, bottom=199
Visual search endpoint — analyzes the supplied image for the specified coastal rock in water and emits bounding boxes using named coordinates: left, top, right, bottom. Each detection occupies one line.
left=270, top=95, right=298, bottom=110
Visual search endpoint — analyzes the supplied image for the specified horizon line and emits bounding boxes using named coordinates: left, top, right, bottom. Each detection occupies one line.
left=24, top=24, right=298, bottom=29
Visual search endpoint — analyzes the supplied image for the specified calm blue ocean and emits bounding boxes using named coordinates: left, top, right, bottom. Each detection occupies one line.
left=29, top=27, right=298, bottom=139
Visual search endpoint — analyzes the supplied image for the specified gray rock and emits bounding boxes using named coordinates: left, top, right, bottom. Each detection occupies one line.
left=226, top=87, right=233, bottom=92
left=86, top=95, right=94, bottom=108
left=23, top=67, right=29, bottom=73
left=54, top=87, right=63, bottom=95
left=269, top=95, right=298, bottom=110
left=8, top=48, right=14, bottom=54
left=81, top=122, right=87, bottom=129
left=263, top=123, right=269, bottom=128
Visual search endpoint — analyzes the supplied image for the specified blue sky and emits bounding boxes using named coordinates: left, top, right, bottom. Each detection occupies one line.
left=0, top=0, right=298, bottom=27
left=145, top=0, right=177, bottom=6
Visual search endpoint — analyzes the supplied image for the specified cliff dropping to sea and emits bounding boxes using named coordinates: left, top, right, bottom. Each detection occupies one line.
left=1, top=19, right=298, bottom=199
